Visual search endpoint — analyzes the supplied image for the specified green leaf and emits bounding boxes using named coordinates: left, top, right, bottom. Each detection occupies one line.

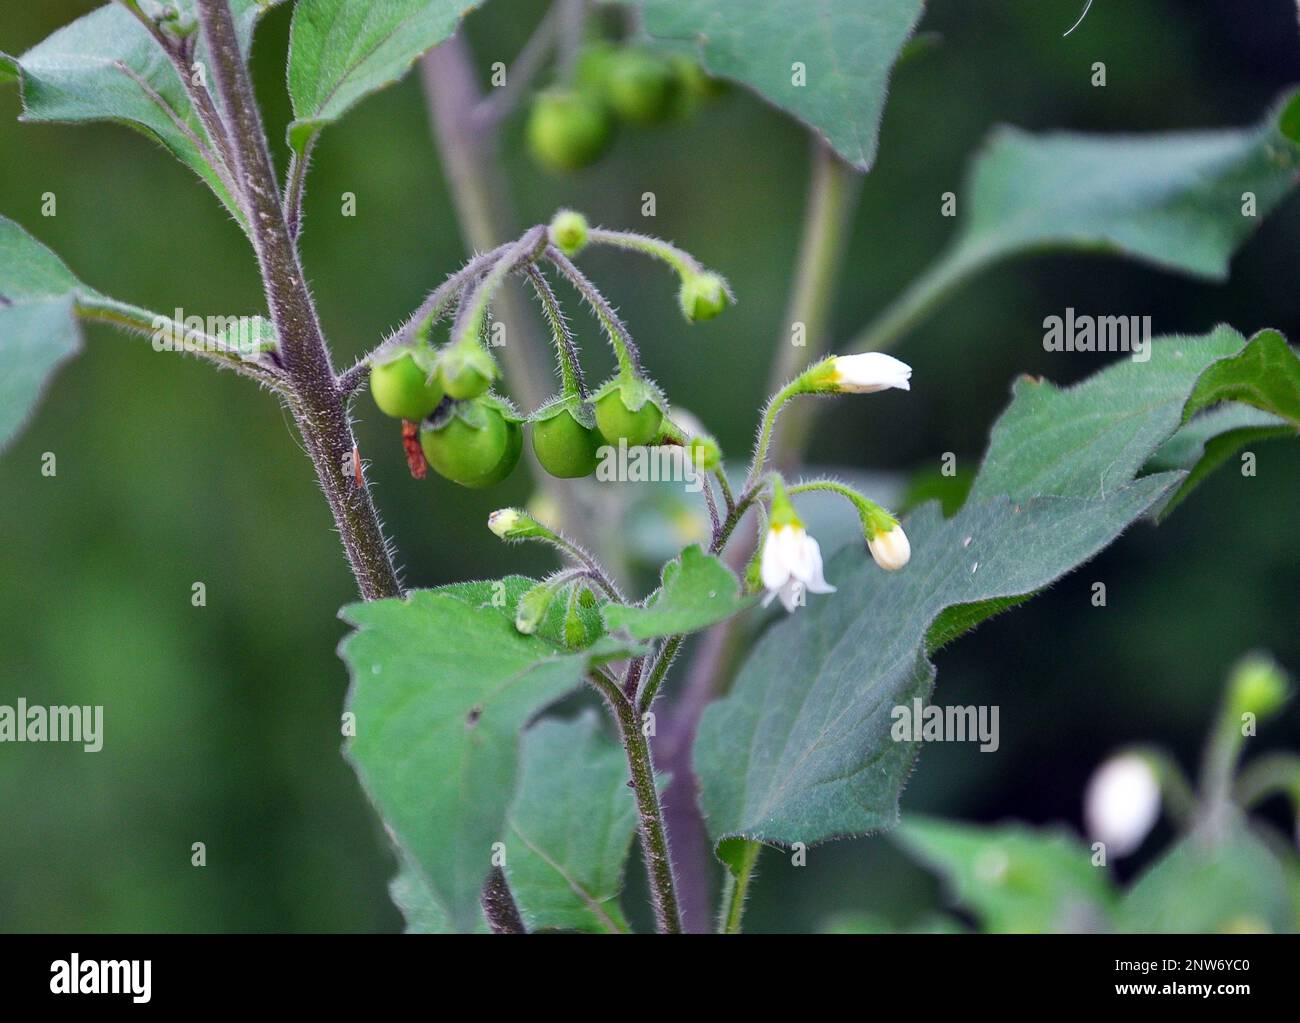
left=936, top=91, right=1300, bottom=285
left=502, top=712, right=639, bottom=933
left=635, top=0, right=926, bottom=171
left=895, top=817, right=1115, bottom=933
left=1117, top=825, right=1295, bottom=933
left=0, top=216, right=98, bottom=452
left=695, top=328, right=1300, bottom=863
left=2, top=1, right=280, bottom=224
left=287, top=0, right=482, bottom=153
left=602, top=544, right=752, bottom=640
left=339, top=579, right=635, bottom=932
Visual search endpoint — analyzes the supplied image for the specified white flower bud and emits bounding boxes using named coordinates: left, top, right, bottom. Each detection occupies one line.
left=867, top=523, right=911, bottom=571
left=830, top=352, right=912, bottom=393
left=1084, top=753, right=1161, bottom=857
left=487, top=508, right=522, bottom=539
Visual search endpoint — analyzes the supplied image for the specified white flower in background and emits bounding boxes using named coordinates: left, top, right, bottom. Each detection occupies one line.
left=829, top=352, right=912, bottom=393
left=760, top=481, right=835, bottom=613
left=867, top=521, right=911, bottom=571
left=1084, top=753, right=1161, bottom=857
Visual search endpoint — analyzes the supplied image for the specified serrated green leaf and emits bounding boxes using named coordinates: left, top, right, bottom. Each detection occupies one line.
left=695, top=329, right=1300, bottom=864
left=935, top=91, right=1300, bottom=286
left=1117, top=825, right=1294, bottom=933
left=602, top=544, right=753, bottom=640
left=2, top=1, right=280, bottom=224
left=895, top=817, right=1116, bottom=933
left=0, top=216, right=98, bottom=452
left=287, top=0, right=483, bottom=153
left=339, top=580, right=636, bottom=932
left=502, top=712, right=639, bottom=933
left=636, top=0, right=925, bottom=171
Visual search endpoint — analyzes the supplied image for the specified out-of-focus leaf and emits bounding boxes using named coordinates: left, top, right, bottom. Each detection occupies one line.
left=895, top=817, right=1115, bottom=933
left=635, top=0, right=926, bottom=171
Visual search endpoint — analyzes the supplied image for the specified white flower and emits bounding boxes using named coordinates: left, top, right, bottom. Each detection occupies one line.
left=1084, top=754, right=1161, bottom=857
left=760, top=523, right=836, bottom=613
left=831, top=352, right=912, bottom=393
left=867, top=523, right=911, bottom=571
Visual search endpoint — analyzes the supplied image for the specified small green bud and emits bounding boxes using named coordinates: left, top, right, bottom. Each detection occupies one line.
left=678, top=271, right=730, bottom=322
left=515, top=582, right=556, bottom=635
left=687, top=434, right=722, bottom=472
left=527, top=87, right=613, bottom=172
left=488, top=508, right=552, bottom=542
left=549, top=209, right=590, bottom=257
left=1227, top=654, right=1290, bottom=722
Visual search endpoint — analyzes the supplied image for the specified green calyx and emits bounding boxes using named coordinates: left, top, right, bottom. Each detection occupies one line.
left=767, top=477, right=801, bottom=530
left=531, top=396, right=602, bottom=479
left=420, top=394, right=522, bottom=489
left=515, top=581, right=558, bottom=635
left=549, top=209, right=590, bottom=257
left=592, top=376, right=665, bottom=448
left=527, top=87, right=613, bottom=172
left=678, top=271, right=730, bottom=323
left=369, top=347, right=444, bottom=421
left=438, top=339, right=498, bottom=400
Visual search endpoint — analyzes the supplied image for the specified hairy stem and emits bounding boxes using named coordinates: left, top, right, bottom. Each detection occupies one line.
left=718, top=840, right=761, bottom=934
left=194, top=0, right=399, bottom=602
left=480, top=866, right=528, bottom=933
left=604, top=675, right=683, bottom=934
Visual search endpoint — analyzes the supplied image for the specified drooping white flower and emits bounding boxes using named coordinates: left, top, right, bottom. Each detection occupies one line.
left=760, top=523, right=836, bottom=613
left=867, top=522, right=911, bottom=571
left=829, top=352, right=912, bottom=393
left=1084, top=753, right=1161, bottom=857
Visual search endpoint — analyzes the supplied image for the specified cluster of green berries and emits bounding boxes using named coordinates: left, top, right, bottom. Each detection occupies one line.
left=369, top=210, right=728, bottom=490
left=527, top=42, right=722, bottom=173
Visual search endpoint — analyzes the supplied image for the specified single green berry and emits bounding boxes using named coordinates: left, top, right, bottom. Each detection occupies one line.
left=549, top=209, right=590, bottom=257
left=679, top=272, right=729, bottom=322
left=1228, top=655, right=1290, bottom=721
left=527, top=87, right=613, bottom=172
left=369, top=352, right=443, bottom=421
left=421, top=401, right=522, bottom=489
left=605, top=49, right=678, bottom=125
left=532, top=408, right=602, bottom=478
left=595, top=386, right=663, bottom=447
left=438, top=343, right=495, bottom=400
left=575, top=42, right=619, bottom=94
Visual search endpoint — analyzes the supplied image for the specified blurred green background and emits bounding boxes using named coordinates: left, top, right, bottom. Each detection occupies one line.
left=1, top=0, right=1298, bottom=932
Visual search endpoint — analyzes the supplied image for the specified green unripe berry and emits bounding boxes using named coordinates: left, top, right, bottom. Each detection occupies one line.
left=527, top=88, right=613, bottom=172
left=438, top=342, right=496, bottom=400
left=679, top=272, right=730, bottom=322
left=421, top=401, right=522, bottom=489
left=369, top=352, right=444, bottom=421
left=605, top=50, right=678, bottom=125
left=549, top=209, right=589, bottom=257
left=595, top=386, right=663, bottom=448
left=532, top=408, right=602, bottom=478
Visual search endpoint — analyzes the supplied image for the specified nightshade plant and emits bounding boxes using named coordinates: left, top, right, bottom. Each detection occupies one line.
left=3, top=1, right=1300, bottom=934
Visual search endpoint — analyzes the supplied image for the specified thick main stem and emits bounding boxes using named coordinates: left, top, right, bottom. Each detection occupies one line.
left=194, top=0, right=400, bottom=602
left=187, top=5, right=372, bottom=558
